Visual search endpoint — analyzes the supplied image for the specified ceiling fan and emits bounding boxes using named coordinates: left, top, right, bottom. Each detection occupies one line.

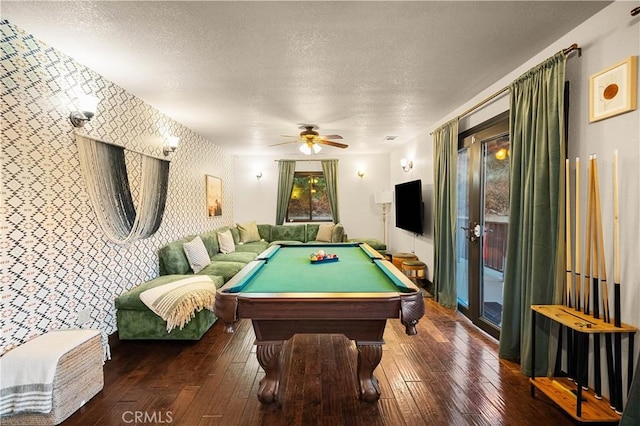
left=270, top=124, right=348, bottom=154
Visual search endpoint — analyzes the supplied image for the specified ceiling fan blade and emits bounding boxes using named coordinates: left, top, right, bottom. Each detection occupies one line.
left=280, top=135, right=299, bottom=138
left=317, top=139, right=348, bottom=149
left=320, top=134, right=343, bottom=140
left=269, top=141, right=300, bottom=147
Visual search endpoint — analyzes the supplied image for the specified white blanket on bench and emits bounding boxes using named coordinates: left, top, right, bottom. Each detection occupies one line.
left=0, top=329, right=100, bottom=416
left=139, top=275, right=216, bottom=332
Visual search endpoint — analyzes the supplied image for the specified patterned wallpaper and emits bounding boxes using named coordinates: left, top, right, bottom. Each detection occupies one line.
left=0, top=20, right=234, bottom=354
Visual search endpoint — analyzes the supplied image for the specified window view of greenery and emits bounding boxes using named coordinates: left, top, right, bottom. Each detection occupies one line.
left=287, top=172, right=332, bottom=222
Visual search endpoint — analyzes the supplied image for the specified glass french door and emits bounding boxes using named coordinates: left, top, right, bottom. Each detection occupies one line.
left=456, top=113, right=509, bottom=339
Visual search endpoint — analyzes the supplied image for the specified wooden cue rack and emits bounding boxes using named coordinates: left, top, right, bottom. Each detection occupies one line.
left=530, top=305, right=637, bottom=422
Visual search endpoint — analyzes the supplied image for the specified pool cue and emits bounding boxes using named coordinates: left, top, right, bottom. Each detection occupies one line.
left=576, top=155, right=594, bottom=388
left=612, top=150, right=623, bottom=413
left=593, top=157, right=610, bottom=323
left=569, top=157, right=581, bottom=380
left=583, top=155, right=593, bottom=316
left=589, top=155, right=602, bottom=399
left=554, top=158, right=573, bottom=377
left=575, top=157, right=582, bottom=312
left=565, top=158, right=573, bottom=308
left=593, top=155, right=616, bottom=405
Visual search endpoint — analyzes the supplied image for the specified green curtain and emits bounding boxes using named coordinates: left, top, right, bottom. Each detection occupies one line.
left=275, top=160, right=296, bottom=225
left=620, top=352, right=640, bottom=425
left=433, top=118, right=459, bottom=308
left=321, top=159, right=340, bottom=223
left=499, top=52, right=567, bottom=377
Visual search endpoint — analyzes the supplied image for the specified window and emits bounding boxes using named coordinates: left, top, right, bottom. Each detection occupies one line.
left=286, top=172, right=332, bottom=222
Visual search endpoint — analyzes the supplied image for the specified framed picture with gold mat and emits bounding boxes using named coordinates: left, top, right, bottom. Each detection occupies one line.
left=206, top=175, right=222, bottom=217
left=589, top=56, right=637, bottom=122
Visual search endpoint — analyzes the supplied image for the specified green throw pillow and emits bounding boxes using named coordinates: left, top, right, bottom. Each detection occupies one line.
left=237, top=220, right=261, bottom=243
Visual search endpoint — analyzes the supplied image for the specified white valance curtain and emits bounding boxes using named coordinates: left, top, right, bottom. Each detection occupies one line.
left=75, top=133, right=170, bottom=244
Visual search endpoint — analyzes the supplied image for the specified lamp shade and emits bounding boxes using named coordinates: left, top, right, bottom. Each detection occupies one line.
left=79, top=95, right=100, bottom=117
left=374, top=190, right=393, bottom=204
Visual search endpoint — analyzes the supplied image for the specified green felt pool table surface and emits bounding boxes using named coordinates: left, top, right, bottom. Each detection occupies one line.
left=225, top=243, right=412, bottom=294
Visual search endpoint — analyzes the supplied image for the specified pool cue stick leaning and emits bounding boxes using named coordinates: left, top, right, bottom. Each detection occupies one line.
left=591, top=156, right=600, bottom=321
left=590, top=155, right=602, bottom=399
left=566, top=159, right=572, bottom=306
left=575, top=157, right=581, bottom=312
left=593, top=155, right=616, bottom=406
left=577, top=155, right=594, bottom=388
left=555, top=158, right=572, bottom=377
left=583, top=155, right=593, bottom=316
left=569, top=158, right=581, bottom=380
left=612, top=150, right=623, bottom=413
left=593, top=156, right=610, bottom=323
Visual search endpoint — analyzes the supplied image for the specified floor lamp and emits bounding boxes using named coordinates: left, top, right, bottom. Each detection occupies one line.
left=374, top=190, right=393, bottom=247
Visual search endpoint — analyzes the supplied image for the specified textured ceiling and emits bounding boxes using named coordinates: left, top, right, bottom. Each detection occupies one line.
left=4, top=1, right=611, bottom=156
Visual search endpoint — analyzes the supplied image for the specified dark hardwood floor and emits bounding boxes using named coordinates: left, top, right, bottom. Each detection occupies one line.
left=64, top=298, right=583, bottom=425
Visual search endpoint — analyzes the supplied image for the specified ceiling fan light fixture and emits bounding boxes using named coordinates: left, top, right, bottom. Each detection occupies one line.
left=299, top=142, right=321, bottom=155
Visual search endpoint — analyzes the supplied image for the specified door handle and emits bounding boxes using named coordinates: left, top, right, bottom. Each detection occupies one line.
left=461, top=222, right=481, bottom=242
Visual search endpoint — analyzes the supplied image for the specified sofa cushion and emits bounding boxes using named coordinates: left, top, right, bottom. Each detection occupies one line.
left=218, top=229, right=235, bottom=254
left=210, top=251, right=257, bottom=264
left=349, top=238, right=387, bottom=253
left=268, top=240, right=304, bottom=247
left=115, top=274, right=225, bottom=310
left=199, top=230, right=220, bottom=257
left=183, top=236, right=211, bottom=273
left=158, top=237, right=194, bottom=275
left=197, top=261, right=246, bottom=282
left=316, top=223, right=335, bottom=242
left=237, top=220, right=261, bottom=243
left=257, top=224, right=271, bottom=241
left=270, top=224, right=306, bottom=242
left=234, top=240, right=269, bottom=254
left=117, top=308, right=216, bottom=340
left=332, top=223, right=345, bottom=243
left=306, top=224, right=319, bottom=242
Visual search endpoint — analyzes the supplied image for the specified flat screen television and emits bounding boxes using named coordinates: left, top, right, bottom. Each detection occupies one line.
left=395, top=179, right=424, bottom=235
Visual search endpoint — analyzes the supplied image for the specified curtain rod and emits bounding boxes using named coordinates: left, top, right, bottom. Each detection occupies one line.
left=274, top=159, right=338, bottom=162
left=74, top=131, right=170, bottom=162
left=430, top=43, right=581, bottom=134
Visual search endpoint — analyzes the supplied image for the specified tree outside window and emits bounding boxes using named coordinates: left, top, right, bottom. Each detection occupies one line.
left=286, top=172, right=332, bottom=222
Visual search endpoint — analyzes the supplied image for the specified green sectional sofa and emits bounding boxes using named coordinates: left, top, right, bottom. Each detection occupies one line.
left=115, top=222, right=345, bottom=340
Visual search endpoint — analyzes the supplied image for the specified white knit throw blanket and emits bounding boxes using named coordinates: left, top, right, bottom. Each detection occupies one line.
left=139, top=276, right=216, bottom=332
left=0, top=329, right=100, bottom=416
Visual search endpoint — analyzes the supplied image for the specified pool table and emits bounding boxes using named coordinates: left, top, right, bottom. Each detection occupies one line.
left=214, top=243, right=425, bottom=404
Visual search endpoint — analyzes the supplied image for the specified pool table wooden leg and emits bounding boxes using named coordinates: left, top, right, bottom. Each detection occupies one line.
left=256, top=341, right=284, bottom=404
left=356, top=343, right=383, bottom=402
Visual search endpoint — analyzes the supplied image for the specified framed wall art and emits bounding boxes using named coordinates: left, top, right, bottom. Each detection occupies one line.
left=206, top=175, right=222, bottom=217
left=589, top=56, right=637, bottom=122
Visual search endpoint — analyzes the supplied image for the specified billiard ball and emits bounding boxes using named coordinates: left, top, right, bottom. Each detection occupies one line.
left=317, top=249, right=325, bottom=256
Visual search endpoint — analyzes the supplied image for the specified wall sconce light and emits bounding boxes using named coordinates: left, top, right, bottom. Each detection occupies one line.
left=357, top=170, right=365, bottom=179
left=256, top=171, right=263, bottom=180
left=163, top=136, right=180, bottom=156
left=400, top=158, right=413, bottom=172
left=69, top=95, right=100, bottom=128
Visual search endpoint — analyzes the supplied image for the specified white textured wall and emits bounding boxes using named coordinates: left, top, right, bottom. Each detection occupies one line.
left=232, top=153, right=390, bottom=241
left=0, top=21, right=233, bottom=354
